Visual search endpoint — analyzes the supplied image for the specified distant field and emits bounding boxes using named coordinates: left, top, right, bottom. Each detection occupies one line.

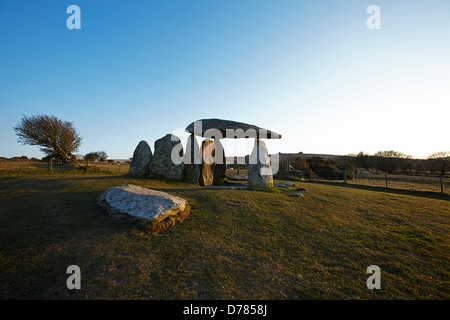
left=2, top=162, right=448, bottom=195
left=349, top=174, right=450, bottom=194
left=0, top=171, right=448, bottom=299
left=226, top=168, right=450, bottom=195
left=0, top=160, right=129, bottom=174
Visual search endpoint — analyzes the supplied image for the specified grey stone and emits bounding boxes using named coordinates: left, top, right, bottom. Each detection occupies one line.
left=213, top=138, right=226, bottom=185
left=274, top=181, right=295, bottom=187
left=148, top=134, right=184, bottom=180
left=129, top=140, right=153, bottom=176
left=227, top=175, right=247, bottom=181
left=183, top=134, right=201, bottom=184
left=289, top=193, right=304, bottom=197
left=199, top=139, right=215, bottom=186
left=205, top=185, right=247, bottom=190
left=186, top=118, right=282, bottom=139
left=248, top=139, right=273, bottom=190
left=98, top=184, right=188, bottom=222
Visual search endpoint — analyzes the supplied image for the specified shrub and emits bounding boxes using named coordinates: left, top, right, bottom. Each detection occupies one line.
left=307, top=157, right=339, bottom=180
left=85, top=152, right=100, bottom=162
left=338, top=163, right=355, bottom=180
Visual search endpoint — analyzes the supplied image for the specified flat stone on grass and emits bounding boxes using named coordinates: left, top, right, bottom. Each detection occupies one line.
left=274, top=181, right=295, bottom=187
left=98, top=184, right=189, bottom=232
left=289, top=193, right=304, bottom=197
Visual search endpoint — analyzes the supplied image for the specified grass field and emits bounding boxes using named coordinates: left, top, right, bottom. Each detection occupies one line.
left=0, top=160, right=129, bottom=174
left=0, top=171, right=449, bottom=299
left=348, top=174, right=450, bottom=194
left=228, top=168, right=450, bottom=195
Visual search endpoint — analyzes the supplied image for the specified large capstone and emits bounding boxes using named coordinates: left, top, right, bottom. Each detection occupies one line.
left=186, top=118, right=282, bottom=139
left=128, top=140, right=153, bottom=176
left=213, top=138, right=226, bottom=185
left=199, top=139, right=215, bottom=186
left=183, top=134, right=201, bottom=184
left=148, top=134, right=184, bottom=180
left=248, top=139, right=273, bottom=190
left=98, top=184, right=188, bottom=222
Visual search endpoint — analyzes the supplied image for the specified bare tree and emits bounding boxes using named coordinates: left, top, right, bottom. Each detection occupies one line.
left=85, top=151, right=108, bottom=162
left=414, top=160, right=426, bottom=174
left=427, top=151, right=450, bottom=193
left=427, top=151, right=450, bottom=174
left=85, top=152, right=100, bottom=162
left=374, top=151, right=412, bottom=188
left=97, top=151, right=108, bottom=162
left=14, top=114, right=82, bottom=161
left=355, top=151, right=371, bottom=170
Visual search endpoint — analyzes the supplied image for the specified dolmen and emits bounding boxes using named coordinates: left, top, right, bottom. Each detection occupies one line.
left=128, top=118, right=282, bottom=190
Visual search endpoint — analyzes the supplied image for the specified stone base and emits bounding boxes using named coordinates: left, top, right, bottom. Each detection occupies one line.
left=143, top=206, right=190, bottom=233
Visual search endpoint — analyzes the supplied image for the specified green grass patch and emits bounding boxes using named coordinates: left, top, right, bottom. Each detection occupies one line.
left=0, top=171, right=448, bottom=299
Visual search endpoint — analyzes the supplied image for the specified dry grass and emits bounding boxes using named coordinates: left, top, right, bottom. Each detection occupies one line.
left=0, top=160, right=129, bottom=174
left=227, top=168, right=450, bottom=195
left=0, top=171, right=449, bottom=299
left=349, top=174, right=450, bottom=194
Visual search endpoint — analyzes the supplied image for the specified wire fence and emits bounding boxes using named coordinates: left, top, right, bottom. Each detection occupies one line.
left=348, top=172, right=449, bottom=194
left=1, top=158, right=448, bottom=194
left=292, top=168, right=449, bottom=195
left=0, top=159, right=129, bottom=174
left=229, top=164, right=449, bottom=195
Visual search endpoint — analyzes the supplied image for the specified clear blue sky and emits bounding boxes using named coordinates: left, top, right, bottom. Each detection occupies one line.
left=1, top=0, right=449, bottom=159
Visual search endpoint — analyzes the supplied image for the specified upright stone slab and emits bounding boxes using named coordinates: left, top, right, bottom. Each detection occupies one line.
left=148, top=134, right=184, bottom=180
left=199, top=139, right=215, bottom=186
left=213, top=138, right=227, bottom=185
left=183, top=134, right=201, bottom=184
left=129, top=140, right=153, bottom=176
left=248, top=139, right=273, bottom=190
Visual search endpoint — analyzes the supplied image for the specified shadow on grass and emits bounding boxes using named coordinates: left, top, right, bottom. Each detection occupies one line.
left=304, top=180, right=450, bottom=201
left=0, top=170, right=126, bottom=179
left=52, top=174, right=130, bottom=181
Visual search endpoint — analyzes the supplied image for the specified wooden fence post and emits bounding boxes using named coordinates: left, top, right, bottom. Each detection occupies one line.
left=237, top=164, right=240, bottom=175
left=118, top=163, right=121, bottom=173
left=49, top=158, right=53, bottom=171
left=440, top=175, right=444, bottom=193
left=344, top=169, right=347, bottom=184
left=86, top=160, right=89, bottom=172
left=385, top=171, right=388, bottom=188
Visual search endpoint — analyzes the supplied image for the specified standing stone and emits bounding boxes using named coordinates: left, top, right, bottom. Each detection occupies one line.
left=129, top=140, right=153, bottom=176
left=248, top=139, right=273, bottom=190
left=199, top=139, right=215, bottom=186
left=184, top=134, right=201, bottom=184
left=213, top=139, right=227, bottom=185
left=148, top=134, right=184, bottom=180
